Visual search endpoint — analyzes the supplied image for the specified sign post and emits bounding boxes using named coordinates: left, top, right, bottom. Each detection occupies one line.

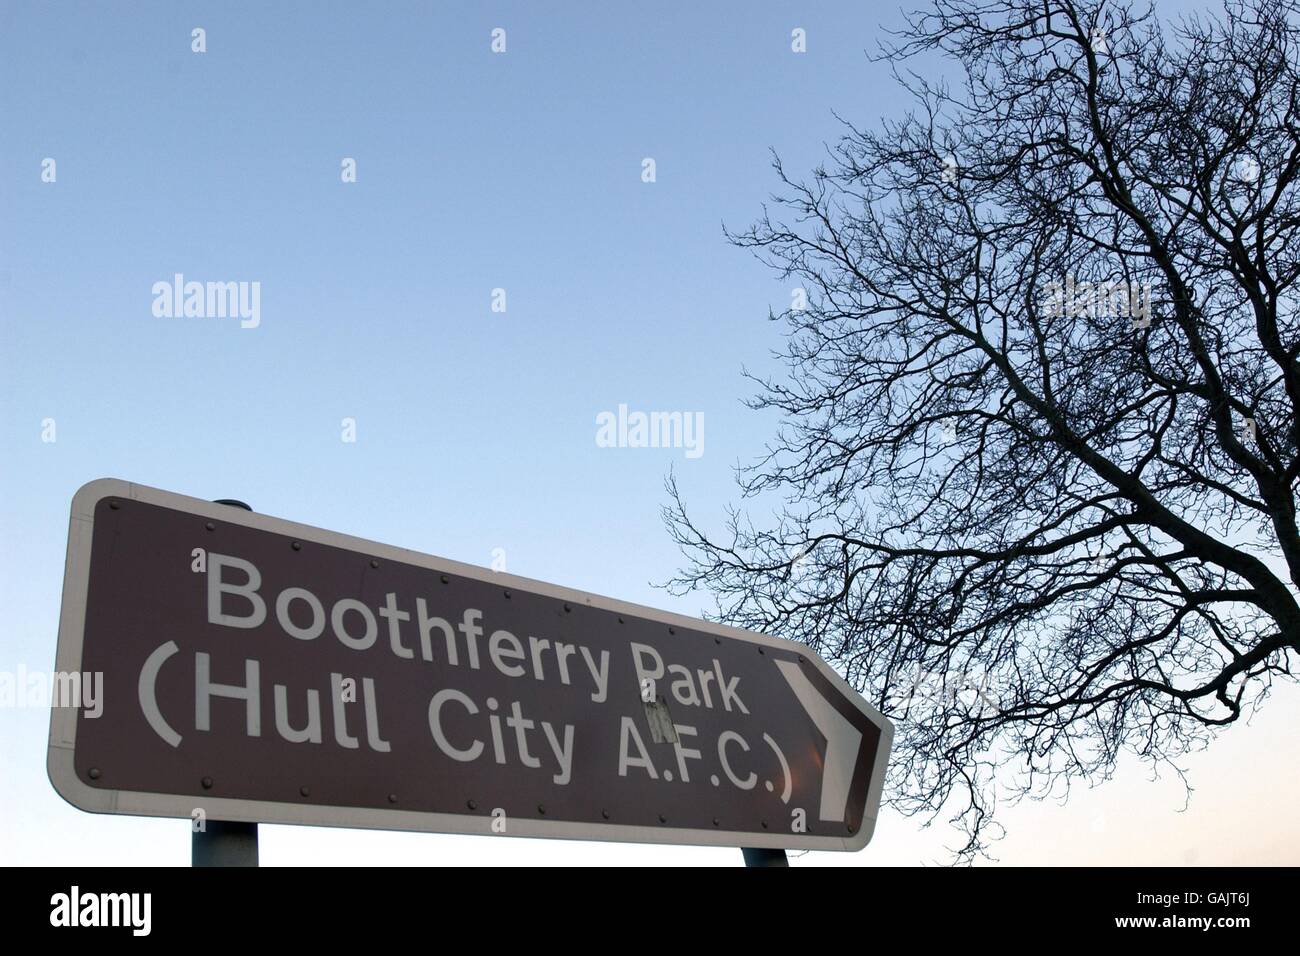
left=742, top=847, right=789, bottom=867
left=49, top=479, right=893, bottom=857
left=189, top=498, right=259, bottom=867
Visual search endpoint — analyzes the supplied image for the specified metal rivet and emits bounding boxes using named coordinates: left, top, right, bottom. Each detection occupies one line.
left=601, top=809, right=610, bottom=820
left=504, top=590, right=511, bottom=598
left=370, top=559, right=379, bottom=569
left=714, top=637, right=721, bottom=645
left=292, top=541, right=302, bottom=551
left=300, top=786, right=310, bottom=797
left=847, top=824, right=855, bottom=834
left=201, top=776, right=213, bottom=789
left=564, top=604, right=571, bottom=612
left=537, top=804, right=546, bottom=815
left=712, top=817, right=720, bottom=827
left=467, top=799, right=477, bottom=810
left=658, top=814, right=668, bottom=823
left=761, top=821, right=769, bottom=829
left=108, top=500, right=120, bottom=510
left=205, top=521, right=215, bottom=531
left=88, top=767, right=101, bottom=780
left=618, top=617, right=625, bottom=624
left=440, top=574, right=449, bottom=584
left=388, top=793, right=398, bottom=804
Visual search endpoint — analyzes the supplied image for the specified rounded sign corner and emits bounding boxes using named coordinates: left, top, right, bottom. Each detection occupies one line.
left=71, top=478, right=131, bottom=516
left=847, top=812, right=879, bottom=851
left=47, top=746, right=112, bottom=815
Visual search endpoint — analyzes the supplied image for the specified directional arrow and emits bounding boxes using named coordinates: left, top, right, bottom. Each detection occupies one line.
left=776, top=659, right=863, bottom=823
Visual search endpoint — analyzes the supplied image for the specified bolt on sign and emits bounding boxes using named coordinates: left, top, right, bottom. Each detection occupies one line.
left=49, top=480, right=893, bottom=851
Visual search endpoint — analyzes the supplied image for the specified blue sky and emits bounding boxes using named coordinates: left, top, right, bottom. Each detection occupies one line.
left=2, top=0, right=1296, bottom=866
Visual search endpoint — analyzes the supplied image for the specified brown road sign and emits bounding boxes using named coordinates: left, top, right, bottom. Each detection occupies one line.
left=49, top=479, right=893, bottom=850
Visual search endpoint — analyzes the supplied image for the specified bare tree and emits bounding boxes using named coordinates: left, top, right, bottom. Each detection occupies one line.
left=665, top=0, right=1300, bottom=860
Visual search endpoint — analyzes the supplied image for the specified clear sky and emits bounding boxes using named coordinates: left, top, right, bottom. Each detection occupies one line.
left=2, top=0, right=1296, bottom=866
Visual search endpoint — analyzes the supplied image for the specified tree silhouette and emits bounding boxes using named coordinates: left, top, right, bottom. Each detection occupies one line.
left=665, top=0, right=1300, bottom=859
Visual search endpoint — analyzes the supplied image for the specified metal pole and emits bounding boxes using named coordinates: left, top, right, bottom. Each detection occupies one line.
left=742, top=848, right=789, bottom=867
left=193, top=820, right=258, bottom=866
left=192, top=498, right=259, bottom=868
